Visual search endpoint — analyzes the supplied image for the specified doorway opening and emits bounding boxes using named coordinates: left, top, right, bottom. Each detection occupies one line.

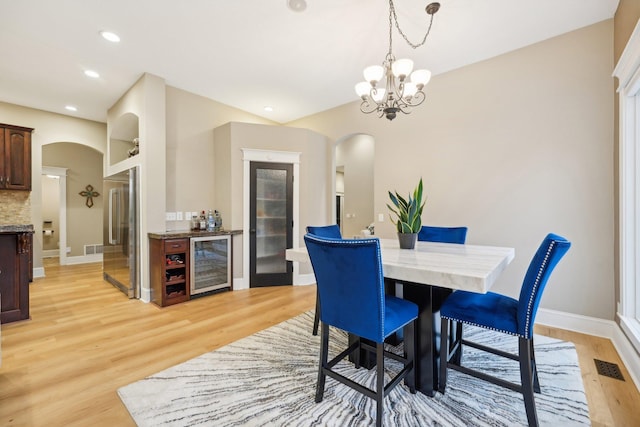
left=41, top=166, right=67, bottom=267
left=334, top=134, right=375, bottom=238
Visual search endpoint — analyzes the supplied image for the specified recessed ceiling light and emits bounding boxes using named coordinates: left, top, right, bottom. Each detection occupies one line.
left=100, top=30, right=120, bottom=43
left=65, top=105, right=78, bottom=112
left=264, top=106, right=274, bottom=112
left=84, top=70, right=100, bottom=78
left=287, top=0, right=307, bottom=12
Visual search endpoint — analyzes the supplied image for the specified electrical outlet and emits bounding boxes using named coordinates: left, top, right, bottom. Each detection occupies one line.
left=176, top=211, right=183, bottom=221
left=378, top=213, right=384, bottom=222
left=166, top=212, right=177, bottom=221
left=185, top=211, right=193, bottom=220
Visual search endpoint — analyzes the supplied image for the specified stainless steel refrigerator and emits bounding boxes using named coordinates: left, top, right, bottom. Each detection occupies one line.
left=103, top=167, right=139, bottom=298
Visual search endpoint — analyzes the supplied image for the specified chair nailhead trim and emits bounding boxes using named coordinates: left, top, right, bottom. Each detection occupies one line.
left=523, top=240, right=555, bottom=337
left=441, top=316, right=525, bottom=338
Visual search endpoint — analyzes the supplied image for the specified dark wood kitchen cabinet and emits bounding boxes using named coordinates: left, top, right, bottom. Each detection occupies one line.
left=0, top=123, right=33, bottom=191
left=0, top=231, right=32, bottom=323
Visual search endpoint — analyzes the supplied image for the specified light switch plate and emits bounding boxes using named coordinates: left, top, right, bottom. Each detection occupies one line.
left=166, top=212, right=177, bottom=221
left=176, top=211, right=183, bottom=221
left=378, top=213, right=384, bottom=222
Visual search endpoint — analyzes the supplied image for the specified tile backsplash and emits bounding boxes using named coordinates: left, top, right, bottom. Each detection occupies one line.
left=0, top=191, right=31, bottom=224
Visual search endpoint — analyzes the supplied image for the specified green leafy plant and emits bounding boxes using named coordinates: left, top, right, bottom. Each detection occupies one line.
left=387, top=178, right=425, bottom=233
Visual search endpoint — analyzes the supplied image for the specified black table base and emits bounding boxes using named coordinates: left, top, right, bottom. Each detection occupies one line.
left=349, top=279, right=452, bottom=397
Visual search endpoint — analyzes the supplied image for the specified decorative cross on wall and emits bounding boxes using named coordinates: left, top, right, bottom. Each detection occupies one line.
left=79, top=184, right=100, bottom=208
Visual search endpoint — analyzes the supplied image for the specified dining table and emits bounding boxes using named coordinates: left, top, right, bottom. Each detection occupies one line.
left=286, top=237, right=515, bottom=396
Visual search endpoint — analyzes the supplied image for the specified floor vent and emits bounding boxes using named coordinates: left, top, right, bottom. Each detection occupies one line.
left=594, top=359, right=625, bottom=381
left=84, top=244, right=104, bottom=255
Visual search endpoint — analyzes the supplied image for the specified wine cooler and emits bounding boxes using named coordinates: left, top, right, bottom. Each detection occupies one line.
left=190, top=235, right=231, bottom=295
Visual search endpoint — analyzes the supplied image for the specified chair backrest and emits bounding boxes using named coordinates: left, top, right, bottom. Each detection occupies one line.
left=306, top=224, right=342, bottom=239
left=418, top=226, right=468, bottom=244
left=518, top=233, right=571, bottom=338
left=304, top=234, right=385, bottom=343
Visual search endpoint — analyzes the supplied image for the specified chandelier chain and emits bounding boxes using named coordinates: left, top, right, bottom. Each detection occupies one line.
left=389, top=0, right=436, bottom=50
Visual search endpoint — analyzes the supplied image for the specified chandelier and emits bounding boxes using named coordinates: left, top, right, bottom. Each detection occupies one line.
left=355, top=1, right=440, bottom=120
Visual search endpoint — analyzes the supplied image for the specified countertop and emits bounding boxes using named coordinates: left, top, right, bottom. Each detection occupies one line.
left=0, top=224, right=34, bottom=233
left=148, top=229, right=242, bottom=240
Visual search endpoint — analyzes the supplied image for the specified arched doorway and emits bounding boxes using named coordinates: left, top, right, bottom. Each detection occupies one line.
left=41, top=142, right=103, bottom=268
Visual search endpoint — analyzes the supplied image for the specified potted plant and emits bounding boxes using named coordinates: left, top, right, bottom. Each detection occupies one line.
left=387, top=178, right=425, bottom=249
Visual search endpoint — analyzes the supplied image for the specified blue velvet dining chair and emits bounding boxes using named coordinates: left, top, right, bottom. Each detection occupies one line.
left=304, top=234, right=418, bottom=427
left=418, top=225, right=468, bottom=244
left=306, top=225, right=342, bottom=335
left=438, top=233, right=571, bottom=427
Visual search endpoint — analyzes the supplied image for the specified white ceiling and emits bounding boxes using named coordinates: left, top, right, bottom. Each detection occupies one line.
left=0, top=0, right=619, bottom=124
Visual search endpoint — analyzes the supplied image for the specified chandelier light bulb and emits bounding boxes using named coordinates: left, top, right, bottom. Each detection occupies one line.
left=363, top=65, right=384, bottom=85
left=287, top=0, right=307, bottom=12
left=391, top=58, right=414, bottom=80
left=403, top=82, right=418, bottom=99
left=355, top=82, right=372, bottom=98
left=410, top=69, right=432, bottom=88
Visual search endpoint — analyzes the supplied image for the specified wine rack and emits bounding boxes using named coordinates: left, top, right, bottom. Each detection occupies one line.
left=150, top=238, right=190, bottom=306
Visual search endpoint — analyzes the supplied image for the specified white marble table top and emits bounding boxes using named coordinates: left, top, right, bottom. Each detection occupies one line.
left=286, top=238, right=515, bottom=294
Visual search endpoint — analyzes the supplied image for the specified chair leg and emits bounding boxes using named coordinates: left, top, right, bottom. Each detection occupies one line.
left=375, top=343, right=384, bottom=427
left=530, top=338, right=541, bottom=393
left=312, top=290, right=320, bottom=336
left=439, top=317, right=450, bottom=394
left=519, top=337, right=539, bottom=427
left=315, top=322, right=329, bottom=403
left=452, top=321, right=463, bottom=364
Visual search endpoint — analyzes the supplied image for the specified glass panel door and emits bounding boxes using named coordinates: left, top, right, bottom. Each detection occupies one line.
left=190, top=235, right=231, bottom=295
left=250, top=162, right=293, bottom=287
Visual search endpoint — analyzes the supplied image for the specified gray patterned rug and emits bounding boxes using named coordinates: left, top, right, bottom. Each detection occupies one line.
left=118, top=311, right=590, bottom=426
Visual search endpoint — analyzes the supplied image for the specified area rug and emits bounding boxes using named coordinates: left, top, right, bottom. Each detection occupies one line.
left=118, top=311, right=590, bottom=426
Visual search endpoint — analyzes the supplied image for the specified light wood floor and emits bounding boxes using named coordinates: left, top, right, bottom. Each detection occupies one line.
left=0, top=261, right=638, bottom=426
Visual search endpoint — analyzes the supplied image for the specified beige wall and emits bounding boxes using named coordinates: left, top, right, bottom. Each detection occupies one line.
left=42, top=142, right=103, bottom=257
left=213, top=122, right=331, bottom=280
left=0, top=101, right=106, bottom=271
left=164, top=86, right=275, bottom=231
left=614, top=0, right=640, bottom=63
left=213, top=122, right=331, bottom=230
left=108, top=73, right=167, bottom=301
left=288, top=21, right=615, bottom=320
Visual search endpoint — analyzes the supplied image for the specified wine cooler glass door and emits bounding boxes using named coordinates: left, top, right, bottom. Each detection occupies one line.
left=190, top=235, right=231, bottom=295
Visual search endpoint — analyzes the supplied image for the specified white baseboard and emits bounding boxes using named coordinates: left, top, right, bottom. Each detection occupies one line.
left=42, top=249, right=58, bottom=258
left=33, top=267, right=45, bottom=279
left=140, top=287, right=151, bottom=303
left=537, top=308, right=640, bottom=391
left=293, top=273, right=315, bottom=286
left=233, top=277, right=248, bottom=290
left=536, top=308, right=614, bottom=338
left=64, top=254, right=103, bottom=265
